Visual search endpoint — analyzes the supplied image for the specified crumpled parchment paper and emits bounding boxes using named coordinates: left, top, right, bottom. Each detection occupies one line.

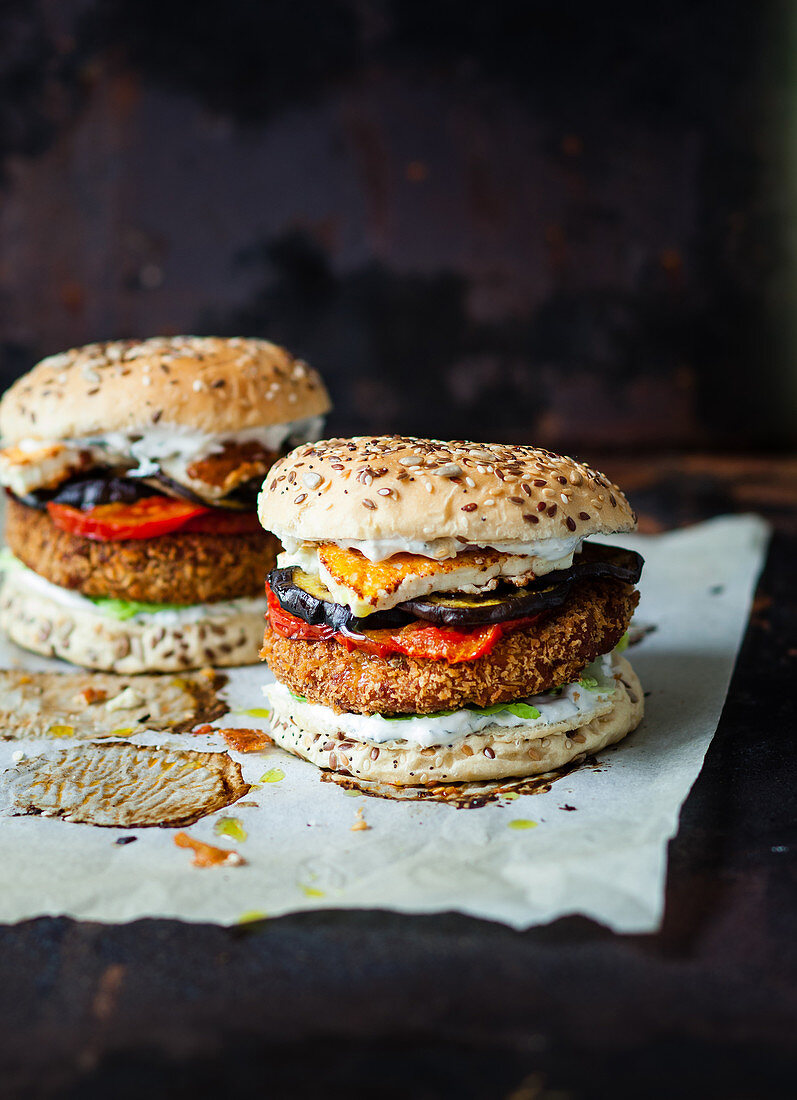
left=0, top=515, right=769, bottom=932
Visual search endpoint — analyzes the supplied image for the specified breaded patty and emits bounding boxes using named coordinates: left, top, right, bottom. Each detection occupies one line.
left=261, top=578, right=639, bottom=715
left=5, top=496, right=279, bottom=605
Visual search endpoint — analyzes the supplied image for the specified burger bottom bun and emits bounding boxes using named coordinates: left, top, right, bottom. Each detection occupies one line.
left=267, top=655, right=644, bottom=786
left=0, top=573, right=264, bottom=673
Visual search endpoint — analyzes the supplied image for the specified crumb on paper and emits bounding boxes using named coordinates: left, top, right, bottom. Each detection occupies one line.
left=174, top=832, right=245, bottom=868
left=350, top=807, right=371, bottom=832
left=220, top=727, right=274, bottom=753
left=104, top=687, right=145, bottom=712
left=77, top=687, right=107, bottom=706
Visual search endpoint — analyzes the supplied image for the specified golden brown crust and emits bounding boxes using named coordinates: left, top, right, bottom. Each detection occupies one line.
left=6, top=497, right=278, bottom=604
left=261, top=578, right=639, bottom=714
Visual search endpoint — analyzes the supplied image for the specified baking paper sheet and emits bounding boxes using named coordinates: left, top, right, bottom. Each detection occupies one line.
left=0, top=515, right=769, bottom=932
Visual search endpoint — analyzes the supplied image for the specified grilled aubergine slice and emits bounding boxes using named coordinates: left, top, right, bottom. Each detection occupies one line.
left=268, top=543, right=643, bottom=632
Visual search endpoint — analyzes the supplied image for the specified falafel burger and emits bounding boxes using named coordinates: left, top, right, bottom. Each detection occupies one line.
left=0, top=336, right=330, bottom=672
left=257, top=436, right=644, bottom=788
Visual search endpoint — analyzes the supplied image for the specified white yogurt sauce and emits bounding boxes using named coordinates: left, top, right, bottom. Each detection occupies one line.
left=279, top=532, right=583, bottom=564
left=0, top=554, right=264, bottom=625
left=77, top=415, right=325, bottom=477
left=264, top=653, right=617, bottom=750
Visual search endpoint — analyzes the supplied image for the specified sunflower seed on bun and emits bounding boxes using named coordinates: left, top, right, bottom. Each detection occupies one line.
left=0, top=336, right=331, bottom=672
left=257, top=435, right=645, bottom=792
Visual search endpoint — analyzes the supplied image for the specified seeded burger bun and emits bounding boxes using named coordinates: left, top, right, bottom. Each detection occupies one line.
left=258, top=436, right=636, bottom=544
left=0, top=336, right=330, bottom=443
left=0, top=574, right=263, bottom=674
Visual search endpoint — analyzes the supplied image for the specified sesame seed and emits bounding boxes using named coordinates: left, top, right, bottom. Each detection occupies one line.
left=465, top=476, right=475, bottom=488
left=192, top=379, right=205, bottom=392
left=302, top=472, right=322, bottom=489
left=141, top=376, right=151, bottom=387
left=377, top=487, right=391, bottom=496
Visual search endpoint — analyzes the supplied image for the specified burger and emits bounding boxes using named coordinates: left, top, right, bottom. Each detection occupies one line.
left=0, top=336, right=330, bottom=672
left=257, top=436, right=644, bottom=789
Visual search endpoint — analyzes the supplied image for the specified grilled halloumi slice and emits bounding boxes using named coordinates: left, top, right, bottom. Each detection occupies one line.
left=0, top=442, right=91, bottom=496
left=280, top=542, right=542, bottom=617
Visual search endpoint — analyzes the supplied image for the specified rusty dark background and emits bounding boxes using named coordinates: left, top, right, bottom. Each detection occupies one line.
left=1, top=0, right=795, bottom=451
left=1, top=7, right=796, bottom=1099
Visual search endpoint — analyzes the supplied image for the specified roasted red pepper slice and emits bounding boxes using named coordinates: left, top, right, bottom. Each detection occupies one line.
left=265, top=584, right=537, bottom=663
left=46, top=496, right=263, bottom=541
left=47, top=497, right=210, bottom=541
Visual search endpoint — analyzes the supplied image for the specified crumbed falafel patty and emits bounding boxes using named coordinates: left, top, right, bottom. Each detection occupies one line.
left=5, top=496, right=279, bottom=605
left=261, top=578, right=639, bottom=715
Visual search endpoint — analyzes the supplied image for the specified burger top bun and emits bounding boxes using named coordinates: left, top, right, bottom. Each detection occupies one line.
left=0, top=336, right=331, bottom=443
left=258, top=436, right=637, bottom=546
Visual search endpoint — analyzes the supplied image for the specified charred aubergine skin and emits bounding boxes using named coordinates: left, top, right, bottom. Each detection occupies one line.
left=268, top=543, right=643, bottom=631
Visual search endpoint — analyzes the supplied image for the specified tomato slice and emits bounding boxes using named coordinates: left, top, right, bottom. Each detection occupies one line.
left=47, top=497, right=211, bottom=541
left=265, top=584, right=538, bottom=663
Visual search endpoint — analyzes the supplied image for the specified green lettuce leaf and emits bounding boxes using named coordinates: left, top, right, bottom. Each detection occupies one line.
left=88, top=596, right=188, bottom=621
left=379, top=700, right=541, bottom=722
